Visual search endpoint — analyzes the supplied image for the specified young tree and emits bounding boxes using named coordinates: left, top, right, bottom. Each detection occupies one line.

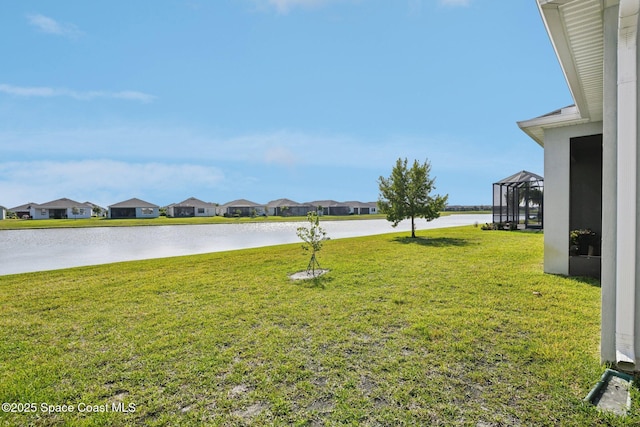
left=378, top=158, right=448, bottom=238
left=296, top=211, right=327, bottom=275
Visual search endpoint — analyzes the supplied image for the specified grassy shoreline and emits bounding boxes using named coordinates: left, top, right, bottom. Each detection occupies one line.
left=1, top=225, right=632, bottom=426
left=0, top=211, right=490, bottom=230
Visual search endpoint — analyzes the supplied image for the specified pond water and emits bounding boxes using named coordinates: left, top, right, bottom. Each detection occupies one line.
left=0, top=214, right=490, bottom=276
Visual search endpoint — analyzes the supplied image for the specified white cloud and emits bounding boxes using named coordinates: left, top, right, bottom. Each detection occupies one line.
left=0, top=126, right=484, bottom=170
left=0, top=127, right=542, bottom=206
left=26, top=14, right=83, bottom=37
left=0, top=125, right=541, bottom=191
left=0, top=84, right=156, bottom=103
left=264, top=146, right=298, bottom=166
left=0, top=160, right=224, bottom=208
left=0, top=84, right=55, bottom=97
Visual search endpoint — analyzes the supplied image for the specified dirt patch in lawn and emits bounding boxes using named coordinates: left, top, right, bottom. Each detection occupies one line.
left=288, top=269, right=329, bottom=280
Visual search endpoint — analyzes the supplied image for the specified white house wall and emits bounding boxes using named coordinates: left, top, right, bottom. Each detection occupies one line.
left=69, top=208, right=92, bottom=219
left=194, top=208, right=216, bottom=217
left=30, top=207, right=92, bottom=219
left=542, top=121, right=603, bottom=276
left=31, top=208, right=46, bottom=220
left=136, top=207, right=159, bottom=218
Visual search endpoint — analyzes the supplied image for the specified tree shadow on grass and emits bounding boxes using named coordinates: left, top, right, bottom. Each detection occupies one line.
left=391, top=236, right=471, bottom=248
left=296, top=275, right=334, bottom=289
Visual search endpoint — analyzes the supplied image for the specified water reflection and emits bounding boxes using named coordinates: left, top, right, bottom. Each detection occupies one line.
left=0, top=214, right=490, bottom=275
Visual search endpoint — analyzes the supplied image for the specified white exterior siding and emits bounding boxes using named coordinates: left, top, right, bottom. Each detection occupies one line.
left=194, top=207, right=216, bottom=217
left=542, top=122, right=603, bottom=275
left=136, top=207, right=159, bottom=218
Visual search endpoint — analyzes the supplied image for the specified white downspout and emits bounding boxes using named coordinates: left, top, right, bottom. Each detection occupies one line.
left=616, top=0, right=640, bottom=369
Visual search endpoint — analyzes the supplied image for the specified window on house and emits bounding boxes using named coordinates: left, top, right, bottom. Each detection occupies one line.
left=198, top=208, right=205, bottom=214
left=41, top=209, right=46, bottom=216
left=141, top=208, right=154, bottom=215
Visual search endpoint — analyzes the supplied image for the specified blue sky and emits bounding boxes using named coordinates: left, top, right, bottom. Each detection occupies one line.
left=0, top=0, right=571, bottom=209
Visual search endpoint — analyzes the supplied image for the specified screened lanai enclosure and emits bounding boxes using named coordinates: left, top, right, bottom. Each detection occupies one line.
left=492, top=170, right=543, bottom=229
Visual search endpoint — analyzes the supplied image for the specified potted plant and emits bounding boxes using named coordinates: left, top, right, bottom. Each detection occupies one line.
left=570, top=229, right=597, bottom=256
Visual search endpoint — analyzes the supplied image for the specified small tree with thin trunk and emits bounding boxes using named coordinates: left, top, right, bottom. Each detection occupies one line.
left=296, top=211, right=327, bottom=275
left=378, top=157, right=448, bottom=238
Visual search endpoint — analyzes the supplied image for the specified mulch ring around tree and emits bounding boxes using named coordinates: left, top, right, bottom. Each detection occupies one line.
left=288, top=269, right=329, bottom=280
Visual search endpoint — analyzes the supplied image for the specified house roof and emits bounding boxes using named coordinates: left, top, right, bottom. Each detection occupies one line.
left=519, top=0, right=607, bottom=144
left=266, top=198, right=302, bottom=207
left=495, top=170, right=543, bottom=185
left=85, top=201, right=105, bottom=210
left=222, top=199, right=263, bottom=207
left=37, top=198, right=92, bottom=209
left=517, top=105, right=587, bottom=146
left=343, top=201, right=372, bottom=208
left=9, top=203, right=38, bottom=211
left=172, top=197, right=216, bottom=208
left=307, top=200, right=344, bottom=207
left=109, top=198, right=159, bottom=208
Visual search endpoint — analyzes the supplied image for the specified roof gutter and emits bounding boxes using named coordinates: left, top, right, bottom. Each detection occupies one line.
left=615, top=0, right=640, bottom=371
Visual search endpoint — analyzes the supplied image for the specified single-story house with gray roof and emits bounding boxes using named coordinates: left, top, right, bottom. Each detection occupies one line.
left=9, top=203, right=35, bottom=219
left=108, top=198, right=159, bottom=219
left=31, top=198, right=93, bottom=220
left=219, top=199, right=266, bottom=217
left=166, top=197, right=217, bottom=217
left=344, top=201, right=378, bottom=215
left=266, top=198, right=313, bottom=216
left=307, top=200, right=350, bottom=216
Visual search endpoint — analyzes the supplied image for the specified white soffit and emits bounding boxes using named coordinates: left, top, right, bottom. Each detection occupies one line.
left=517, top=105, right=587, bottom=146
left=537, top=0, right=605, bottom=121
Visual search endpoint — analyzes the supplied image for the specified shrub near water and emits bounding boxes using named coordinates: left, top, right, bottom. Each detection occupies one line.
left=0, top=226, right=636, bottom=426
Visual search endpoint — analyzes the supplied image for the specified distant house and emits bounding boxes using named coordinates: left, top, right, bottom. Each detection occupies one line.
left=166, top=197, right=217, bottom=217
left=308, top=200, right=350, bottom=216
left=266, top=198, right=313, bottom=216
left=219, top=199, right=266, bottom=217
left=31, top=198, right=93, bottom=220
left=108, top=198, right=159, bottom=219
left=344, top=201, right=378, bottom=215
left=85, top=202, right=107, bottom=217
left=9, top=203, right=35, bottom=219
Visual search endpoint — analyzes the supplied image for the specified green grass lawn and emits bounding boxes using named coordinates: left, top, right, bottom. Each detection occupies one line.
left=0, top=226, right=635, bottom=426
